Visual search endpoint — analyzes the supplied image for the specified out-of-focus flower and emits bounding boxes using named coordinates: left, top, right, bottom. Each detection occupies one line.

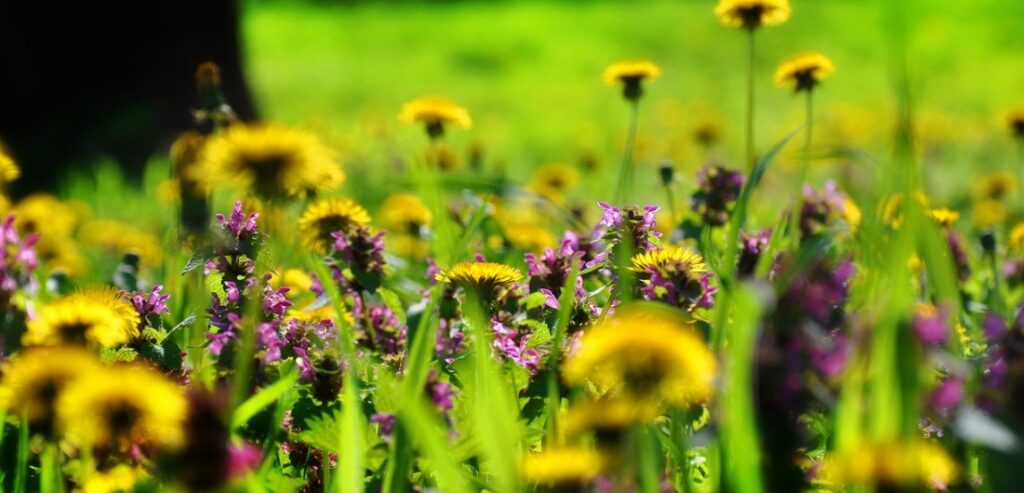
left=399, top=97, right=472, bottom=139
left=603, top=60, right=661, bottom=101
left=1003, top=107, right=1024, bottom=140
left=79, top=464, right=148, bottom=493
left=0, top=214, right=39, bottom=304
left=527, top=163, right=580, bottom=203
left=380, top=193, right=432, bottom=234
left=912, top=303, right=948, bottom=346
left=497, top=208, right=556, bottom=252
left=299, top=198, right=371, bottom=255
left=24, top=287, right=141, bottom=347
left=563, top=303, right=716, bottom=409
left=928, top=207, right=960, bottom=228
left=631, top=245, right=717, bottom=310
left=818, top=439, right=959, bottom=490
left=0, top=346, right=101, bottom=434
left=738, top=229, right=771, bottom=277
left=799, top=181, right=858, bottom=238
left=330, top=226, right=387, bottom=293
left=191, top=124, right=343, bottom=200
left=520, top=447, right=607, bottom=488
left=774, top=52, right=835, bottom=92
left=691, top=165, right=745, bottom=227
left=58, top=364, right=187, bottom=449
left=79, top=219, right=163, bottom=267
left=0, top=151, right=20, bottom=188
left=972, top=171, right=1018, bottom=202
left=715, top=0, right=791, bottom=29
left=562, top=397, right=660, bottom=438
left=972, top=199, right=1006, bottom=228
left=12, top=194, right=80, bottom=240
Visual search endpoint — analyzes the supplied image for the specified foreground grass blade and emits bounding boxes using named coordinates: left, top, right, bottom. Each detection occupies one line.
left=719, top=284, right=765, bottom=493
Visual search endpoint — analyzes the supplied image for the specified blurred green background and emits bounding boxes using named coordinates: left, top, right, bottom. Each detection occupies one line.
left=240, top=0, right=1024, bottom=203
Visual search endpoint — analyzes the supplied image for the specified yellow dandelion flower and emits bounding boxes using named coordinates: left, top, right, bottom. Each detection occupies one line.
left=58, top=364, right=187, bottom=449
left=79, top=219, right=162, bottom=266
left=170, top=130, right=206, bottom=175
left=0, top=346, right=101, bottom=431
left=819, top=440, right=959, bottom=490
left=436, top=261, right=522, bottom=290
left=631, top=245, right=708, bottom=275
left=12, top=194, right=80, bottom=239
left=399, top=97, right=472, bottom=139
left=299, top=198, right=372, bottom=255
left=380, top=193, right=432, bottom=233
left=388, top=234, right=431, bottom=259
left=191, top=124, right=343, bottom=200
left=422, top=143, right=461, bottom=170
left=79, top=464, right=148, bottom=493
left=270, top=268, right=315, bottom=295
left=564, top=303, right=717, bottom=408
left=24, top=288, right=141, bottom=348
left=1009, top=222, right=1024, bottom=252
left=972, top=171, right=1018, bottom=202
left=842, top=197, right=862, bottom=231
left=520, top=447, right=607, bottom=488
left=603, top=60, right=661, bottom=101
left=1003, top=107, right=1024, bottom=140
left=928, top=207, right=960, bottom=228
left=0, top=151, right=20, bottom=186
left=973, top=199, right=1006, bottom=228
left=497, top=208, right=556, bottom=252
left=715, top=0, right=791, bottom=29
left=562, top=398, right=661, bottom=437
left=36, top=238, right=87, bottom=277
left=527, top=163, right=580, bottom=203
left=774, top=52, right=835, bottom=92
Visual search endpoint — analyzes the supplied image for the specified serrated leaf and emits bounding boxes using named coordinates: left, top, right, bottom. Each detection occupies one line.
left=295, top=408, right=344, bottom=453
left=167, top=314, right=197, bottom=337
left=261, top=469, right=306, bottom=493
left=525, top=324, right=552, bottom=349
left=100, top=347, right=138, bottom=364
left=181, top=246, right=215, bottom=275
left=524, top=291, right=550, bottom=311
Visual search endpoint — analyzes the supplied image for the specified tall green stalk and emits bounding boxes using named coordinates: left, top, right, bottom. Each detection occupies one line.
left=615, top=100, right=640, bottom=205
left=745, top=28, right=757, bottom=172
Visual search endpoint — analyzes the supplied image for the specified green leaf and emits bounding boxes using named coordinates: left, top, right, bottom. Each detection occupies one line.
left=231, top=367, right=301, bottom=430
left=377, top=287, right=407, bottom=325
left=296, top=409, right=344, bottom=453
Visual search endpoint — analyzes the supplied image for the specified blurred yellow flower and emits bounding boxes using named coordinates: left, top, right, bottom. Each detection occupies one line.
left=24, top=288, right=141, bottom=348
left=972, top=171, right=1018, bottom=202
left=602, top=60, right=662, bottom=86
left=1004, top=107, right=1024, bottom=140
left=192, top=124, right=343, bottom=200
left=819, top=439, right=959, bottom=490
left=0, top=151, right=20, bottom=187
left=972, top=199, right=1006, bottom=228
left=299, top=198, right=372, bottom=255
left=0, top=346, right=101, bottom=431
left=12, top=194, right=80, bottom=239
left=380, top=193, right=432, bottom=233
left=562, top=397, right=660, bottom=437
left=520, top=447, right=606, bottom=488
left=564, top=303, right=716, bottom=408
left=1009, top=222, right=1024, bottom=252
left=80, top=464, right=148, bottom=493
left=497, top=208, right=556, bottom=252
left=715, top=0, right=791, bottom=29
left=527, top=163, right=580, bottom=203
left=774, top=52, right=835, bottom=92
left=436, top=261, right=522, bottom=289
left=59, top=364, right=186, bottom=449
left=79, top=219, right=163, bottom=266
left=399, top=97, right=472, bottom=139
left=928, top=207, right=960, bottom=228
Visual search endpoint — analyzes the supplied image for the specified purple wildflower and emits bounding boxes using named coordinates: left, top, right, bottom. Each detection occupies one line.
left=690, top=164, right=745, bottom=227
left=738, top=229, right=771, bottom=277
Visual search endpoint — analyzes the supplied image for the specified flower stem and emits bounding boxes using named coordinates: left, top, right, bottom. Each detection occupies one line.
left=745, top=28, right=757, bottom=172
left=615, top=100, right=641, bottom=206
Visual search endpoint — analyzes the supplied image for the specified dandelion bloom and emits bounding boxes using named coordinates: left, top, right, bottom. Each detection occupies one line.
left=972, top=171, right=1018, bottom=202
left=972, top=199, right=1007, bottom=228
left=819, top=440, right=959, bottom=490
left=527, top=163, right=580, bottom=203
left=299, top=198, right=371, bottom=255
left=24, top=287, right=141, bottom=347
left=928, top=207, right=960, bottom=228
left=191, top=124, right=343, bottom=200
left=79, top=465, right=148, bottom=493
left=774, top=52, right=835, bottom=92
left=398, top=97, right=472, bottom=139
left=380, top=193, right=432, bottom=233
left=0, top=346, right=101, bottom=432
left=564, top=303, right=717, bottom=408
left=0, top=151, right=19, bottom=187
left=602, top=60, right=661, bottom=101
left=58, top=364, right=187, bottom=448
left=562, top=398, right=660, bottom=437
left=715, top=0, right=791, bottom=29
left=1009, top=222, right=1024, bottom=252
left=79, top=219, right=163, bottom=267
left=520, top=447, right=606, bottom=488
left=631, top=246, right=717, bottom=311
left=436, top=261, right=522, bottom=290
left=1004, top=107, right=1024, bottom=140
